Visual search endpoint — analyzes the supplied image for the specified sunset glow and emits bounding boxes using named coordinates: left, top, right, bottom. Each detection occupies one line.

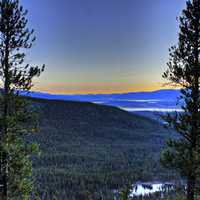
left=22, top=0, right=185, bottom=94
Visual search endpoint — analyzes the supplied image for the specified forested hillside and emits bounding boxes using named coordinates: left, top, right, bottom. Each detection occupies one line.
left=30, top=98, right=175, bottom=199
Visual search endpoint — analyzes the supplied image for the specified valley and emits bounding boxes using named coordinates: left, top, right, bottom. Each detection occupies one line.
left=29, top=98, right=177, bottom=199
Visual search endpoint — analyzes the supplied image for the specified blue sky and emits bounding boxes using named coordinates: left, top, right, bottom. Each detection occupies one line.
left=21, top=0, right=185, bottom=94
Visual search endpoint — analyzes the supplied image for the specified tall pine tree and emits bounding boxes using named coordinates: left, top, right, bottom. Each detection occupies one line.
left=0, top=0, right=44, bottom=199
left=162, top=0, right=200, bottom=200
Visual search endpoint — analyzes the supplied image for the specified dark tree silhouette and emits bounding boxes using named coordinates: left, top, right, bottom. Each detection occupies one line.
left=0, top=0, right=44, bottom=199
left=161, top=0, right=200, bottom=200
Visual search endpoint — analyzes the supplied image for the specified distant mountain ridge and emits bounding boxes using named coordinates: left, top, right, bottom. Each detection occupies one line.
left=22, top=89, right=180, bottom=102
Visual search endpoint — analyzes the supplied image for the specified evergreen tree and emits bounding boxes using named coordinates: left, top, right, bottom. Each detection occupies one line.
left=120, top=186, right=130, bottom=200
left=0, top=0, right=44, bottom=199
left=161, top=1, right=200, bottom=200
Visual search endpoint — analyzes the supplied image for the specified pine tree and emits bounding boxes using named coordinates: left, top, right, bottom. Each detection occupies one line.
left=120, top=186, right=130, bottom=200
left=161, top=1, right=200, bottom=200
left=0, top=0, right=44, bottom=199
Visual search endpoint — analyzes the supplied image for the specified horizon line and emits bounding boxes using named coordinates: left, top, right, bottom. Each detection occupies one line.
left=29, top=88, right=179, bottom=96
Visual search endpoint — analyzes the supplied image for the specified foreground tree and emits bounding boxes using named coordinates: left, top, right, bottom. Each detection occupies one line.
left=0, top=0, right=44, bottom=199
left=161, top=0, right=200, bottom=200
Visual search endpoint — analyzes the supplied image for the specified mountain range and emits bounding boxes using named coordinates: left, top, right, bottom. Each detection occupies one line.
left=22, top=89, right=180, bottom=103
left=22, top=89, right=181, bottom=121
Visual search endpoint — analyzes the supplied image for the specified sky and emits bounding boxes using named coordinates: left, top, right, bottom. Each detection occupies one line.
left=21, top=0, right=186, bottom=94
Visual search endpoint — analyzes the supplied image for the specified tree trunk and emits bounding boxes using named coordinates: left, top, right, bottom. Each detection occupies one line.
left=187, top=175, right=195, bottom=200
left=1, top=28, right=11, bottom=200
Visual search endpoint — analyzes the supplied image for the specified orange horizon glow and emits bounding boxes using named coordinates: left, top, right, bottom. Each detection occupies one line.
left=32, top=83, right=174, bottom=95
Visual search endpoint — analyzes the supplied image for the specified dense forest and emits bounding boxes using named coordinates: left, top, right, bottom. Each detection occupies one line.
left=28, top=98, right=177, bottom=199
